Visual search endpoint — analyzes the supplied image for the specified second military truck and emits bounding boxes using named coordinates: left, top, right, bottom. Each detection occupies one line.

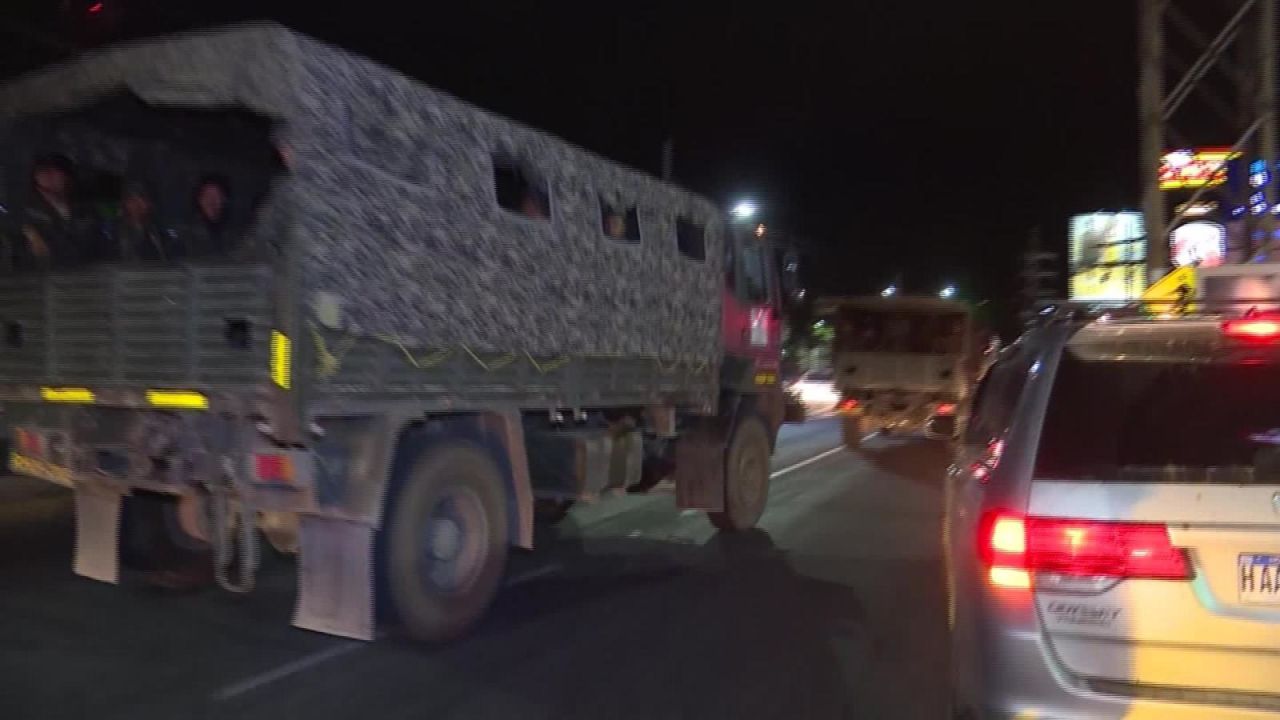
left=818, top=296, right=993, bottom=447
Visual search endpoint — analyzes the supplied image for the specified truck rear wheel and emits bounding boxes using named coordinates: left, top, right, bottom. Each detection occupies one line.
left=120, top=492, right=210, bottom=570
left=534, top=498, right=575, bottom=525
left=708, top=416, right=771, bottom=531
left=839, top=412, right=870, bottom=445
left=385, top=443, right=509, bottom=643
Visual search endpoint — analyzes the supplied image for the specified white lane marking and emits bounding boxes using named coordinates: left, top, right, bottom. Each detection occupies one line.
left=213, top=445, right=851, bottom=700
left=769, top=446, right=845, bottom=479
left=213, top=639, right=369, bottom=701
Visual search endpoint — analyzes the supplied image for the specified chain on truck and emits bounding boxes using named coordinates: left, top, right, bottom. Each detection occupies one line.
left=0, top=24, right=802, bottom=643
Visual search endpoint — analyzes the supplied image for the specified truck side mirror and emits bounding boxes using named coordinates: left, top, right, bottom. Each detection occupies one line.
left=780, top=250, right=801, bottom=298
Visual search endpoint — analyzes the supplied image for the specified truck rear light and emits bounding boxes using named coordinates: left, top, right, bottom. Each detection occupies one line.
left=979, top=511, right=1190, bottom=590
left=254, top=453, right=294, bottom=483
left=15, top=428, right=45, bottom=458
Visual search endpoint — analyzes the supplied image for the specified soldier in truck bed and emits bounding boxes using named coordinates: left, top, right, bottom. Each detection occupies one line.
left=182, top=174, right=238, bottom=258
left=16, top=154, right=101, bottom=269
left=110, top=181, right=182, bottom=264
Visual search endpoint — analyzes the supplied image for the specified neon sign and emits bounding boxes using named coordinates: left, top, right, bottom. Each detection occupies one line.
left=1170, top=221, right=1226, bottom=268
left=1159, top=148, right=1238, bottom=190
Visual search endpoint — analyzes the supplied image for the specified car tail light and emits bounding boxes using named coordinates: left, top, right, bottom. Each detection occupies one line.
left=254, top=453, right=294, bottom=483
left=935, top=402, right=957, bottom=416
left=979, top=510, right=1190, bottom=590
left=837, top=398, right=860, bottom=413
left=1223, top=317, right=1280, bottom=341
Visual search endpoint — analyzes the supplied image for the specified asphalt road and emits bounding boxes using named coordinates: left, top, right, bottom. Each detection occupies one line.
left=0, top=417, right=953, bottom=720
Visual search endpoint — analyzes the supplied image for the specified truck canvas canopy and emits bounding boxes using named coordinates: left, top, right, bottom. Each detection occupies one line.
left=0, top=24, right=724, bottom=407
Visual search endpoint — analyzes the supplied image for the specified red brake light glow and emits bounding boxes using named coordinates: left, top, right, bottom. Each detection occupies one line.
left=837, top=398, right=860, bottom=413
left=936, top=403, right=957, bottom=415
left=979, top=511, right=1190, bottom=590
left=969, top=437, right=1005, bottom=482
left=15, top=429, right=44, bottom=458
left=1223, top=318, right=1280, bottom=340
left=254, top=453, right=293, bottom=483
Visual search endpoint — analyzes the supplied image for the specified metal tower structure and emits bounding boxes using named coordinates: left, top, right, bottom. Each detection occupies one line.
left=1139, top=0, right=1277, bottom=277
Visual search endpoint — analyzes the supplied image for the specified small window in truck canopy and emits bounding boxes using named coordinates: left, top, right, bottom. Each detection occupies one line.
left=493, top=157, right=550, bottom=221
left=598, top=197, right=640, bottom=243
left=676, top=217, right=705, bottom=261
left=0, top=93, right=283, bottom=273
left=1035, top=352, right=1280, bottom=483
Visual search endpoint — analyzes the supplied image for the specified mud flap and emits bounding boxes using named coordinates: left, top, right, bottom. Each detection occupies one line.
left=674, top=421, right=728, bottom=511
left=73, top=487, right=122, bottom=584
left=293, top=515, right=375, bottom=641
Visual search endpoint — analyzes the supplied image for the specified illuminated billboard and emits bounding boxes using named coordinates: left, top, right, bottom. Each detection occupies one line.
left=1170, top=221, right=1226, bottom=268
left=1069, top=212, right=1145, bottom=269
left=1070, top=265, right=1148, bottom=303
left=1068, top=212, right=1147, bottom=303
left=1159, top=148, right=1238, bottom=190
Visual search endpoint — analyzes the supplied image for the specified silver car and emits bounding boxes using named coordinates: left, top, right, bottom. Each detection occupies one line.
left=946, top=310, right=1280, bottom=719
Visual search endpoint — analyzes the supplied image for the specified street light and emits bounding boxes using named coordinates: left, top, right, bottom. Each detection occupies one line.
left=881, top=285, right=897, bottom=298
left=730, top=201, right=757, bottom=219
left=939, top=285, right=957, bottom=299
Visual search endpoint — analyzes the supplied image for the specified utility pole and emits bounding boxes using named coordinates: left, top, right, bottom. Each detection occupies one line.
left=1138, top=0, right=1279, bottom=273
left=1138, top=0, right=1166, bottom=275
left=1259, top=0, right=1277, bottom=251
left=1021, top=228, right=1060, bottom=321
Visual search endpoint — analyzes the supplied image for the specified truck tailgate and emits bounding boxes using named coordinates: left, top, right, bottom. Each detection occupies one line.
left=0, top=265, right=275, bottom=388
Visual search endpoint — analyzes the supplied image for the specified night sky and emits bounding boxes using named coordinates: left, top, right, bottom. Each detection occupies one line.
left=4, top=1, right=1141, bottom=323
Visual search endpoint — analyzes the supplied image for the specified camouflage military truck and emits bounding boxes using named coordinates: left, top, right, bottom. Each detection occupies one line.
left=0, top=25, right=796, bottom=642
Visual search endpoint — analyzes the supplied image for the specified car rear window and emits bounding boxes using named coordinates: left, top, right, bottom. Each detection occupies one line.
left=1035, top=352, right=1280, bottom=483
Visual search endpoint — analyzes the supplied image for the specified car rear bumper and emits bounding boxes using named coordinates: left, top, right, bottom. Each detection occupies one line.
left=969, top=626, right=1280, bottom=719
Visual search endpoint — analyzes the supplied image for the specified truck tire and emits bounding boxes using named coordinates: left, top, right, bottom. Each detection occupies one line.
left=708, top=416, right=771, bottom=531
left=841, top=414, right=866, bottom=450
left=385, top=443, right=509, bottom=643
left=120, top=492, right=210, bottom=571
left=534, top=498, right=575, bottom=525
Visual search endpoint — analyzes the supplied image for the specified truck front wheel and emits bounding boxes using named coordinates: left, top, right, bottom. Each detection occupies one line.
left=708, top=416, right=771, bottom=531
left=385, top=443, right=509, bottom=643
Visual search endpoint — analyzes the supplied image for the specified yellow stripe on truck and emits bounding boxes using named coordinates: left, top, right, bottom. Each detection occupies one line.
left=271, top=331, right=292, bottom=390
left=146, top=390, right=209, bottom=410
left=41, top=387, right=95, bottom=404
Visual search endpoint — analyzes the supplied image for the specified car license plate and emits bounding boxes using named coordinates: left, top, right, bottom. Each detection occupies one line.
left=1239, top=554, right=1280, bottom=604
left=9, top=451, right=73, bottom=488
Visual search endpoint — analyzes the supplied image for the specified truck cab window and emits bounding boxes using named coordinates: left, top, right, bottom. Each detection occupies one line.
left=738, top=239, right=771, bottom=304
